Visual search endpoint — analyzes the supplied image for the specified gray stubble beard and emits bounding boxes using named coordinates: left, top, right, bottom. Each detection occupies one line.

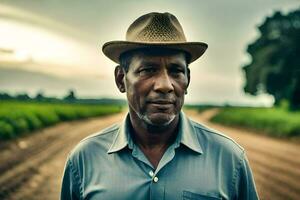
left=136, top=111, right=176, bottom=133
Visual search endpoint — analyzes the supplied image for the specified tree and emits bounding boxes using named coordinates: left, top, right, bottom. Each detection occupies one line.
left=0, top=92, right=13, bottom=100
left=243, top=8, right=300, bottom=110
left=64, top=89, right=77, bottom=102
left=16, top=93, right=31, bottom=101
left=35, top=90, right=45, bottom=101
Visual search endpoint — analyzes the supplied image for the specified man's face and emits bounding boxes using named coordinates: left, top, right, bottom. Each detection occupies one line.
left=121, top=50, right=189, bottom=127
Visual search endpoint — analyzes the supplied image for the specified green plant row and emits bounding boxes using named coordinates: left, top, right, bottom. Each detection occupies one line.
left=184, top=105, right=217, bottom=113
left=211, top=107, right=300, bottom=137
left=0, top=101, right=123, bottom=140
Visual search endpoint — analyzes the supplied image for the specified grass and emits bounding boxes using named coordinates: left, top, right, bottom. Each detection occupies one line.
left=184, top=104, right=217, bottom=113
left=211, top=107, right=300, bottom=137
left=0, top=100, right=123, bottom=140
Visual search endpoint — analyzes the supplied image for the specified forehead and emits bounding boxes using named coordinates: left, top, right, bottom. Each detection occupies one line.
left=128, top=48, right=188, bottom=66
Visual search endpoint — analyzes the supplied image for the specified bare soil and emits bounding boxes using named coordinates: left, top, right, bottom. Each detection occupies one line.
left=0, top=109, right=299, bottom=200
left=186, top=109, right=300, bottom=200
left=0, top=112, right=125, bottom=200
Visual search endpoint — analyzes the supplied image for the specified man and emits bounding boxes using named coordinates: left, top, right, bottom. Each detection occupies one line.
left=61, top=12, right=259, bottom=200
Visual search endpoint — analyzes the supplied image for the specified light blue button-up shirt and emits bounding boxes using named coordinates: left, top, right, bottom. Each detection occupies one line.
left=61, top=112, right=258, bottom=200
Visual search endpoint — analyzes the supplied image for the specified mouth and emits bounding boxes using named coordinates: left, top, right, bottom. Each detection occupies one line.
left=147, top=99, right=175, bottom=104
left=146, top=99, right=175, bottom=111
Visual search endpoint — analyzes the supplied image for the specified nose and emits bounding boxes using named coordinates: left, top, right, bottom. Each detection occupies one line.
left=153, top=70, right=174, bottom=93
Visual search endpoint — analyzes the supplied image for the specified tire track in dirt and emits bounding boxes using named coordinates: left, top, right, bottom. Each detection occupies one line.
left=247, top=150, right=300, bottom=184
left=185, top=109, right=300, bottom=200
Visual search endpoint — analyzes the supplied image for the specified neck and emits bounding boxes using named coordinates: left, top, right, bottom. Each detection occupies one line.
left=129, top=112, right=180, bottom=150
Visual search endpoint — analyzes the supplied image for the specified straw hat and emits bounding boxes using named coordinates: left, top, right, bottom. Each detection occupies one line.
left=102, top=12, right=208, bottom=64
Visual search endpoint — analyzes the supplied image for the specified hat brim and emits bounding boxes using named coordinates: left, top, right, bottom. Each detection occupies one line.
left=102, top=41, right=208, bottom=64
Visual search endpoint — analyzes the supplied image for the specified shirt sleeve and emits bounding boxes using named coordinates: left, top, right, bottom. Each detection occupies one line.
left=234, top=151, right=259, bottom=200
left=60, top=158, right=81, bottom=200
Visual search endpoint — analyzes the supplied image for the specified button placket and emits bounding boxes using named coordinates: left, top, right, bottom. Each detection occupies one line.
left=149, top=172, right=164, bottom=200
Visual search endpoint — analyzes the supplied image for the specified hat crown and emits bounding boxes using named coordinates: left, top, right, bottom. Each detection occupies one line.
left=126, top=12, right=187, bottom=43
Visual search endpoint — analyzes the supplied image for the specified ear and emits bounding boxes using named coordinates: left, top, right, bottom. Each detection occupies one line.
left=185, top=67, right=190, bottom=95
left=114, top=65, right=126, bottom=93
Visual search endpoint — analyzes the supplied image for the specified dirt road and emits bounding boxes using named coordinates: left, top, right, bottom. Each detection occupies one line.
left=0, top=110, right=299, bottom=200
left=0, top=113, right=125, bottom=200
left=186, top=109, right=300, bottom=200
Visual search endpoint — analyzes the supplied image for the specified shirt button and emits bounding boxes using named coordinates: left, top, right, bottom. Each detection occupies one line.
left=153, top=176, right=159, bottom=183
left=149, top=171, right=154, bottom=177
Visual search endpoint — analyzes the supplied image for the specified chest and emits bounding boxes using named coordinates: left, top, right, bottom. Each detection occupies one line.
left=140, top=147, right=167, bottom=169
left=79, top=150, right=232, bottom=200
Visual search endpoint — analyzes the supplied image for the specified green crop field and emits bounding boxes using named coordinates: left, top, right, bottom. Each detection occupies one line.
left=211, top=107, right=300, bottom=137
left=184, top=105, right=217, bottom=113
left=0, top=101, right=123, bottom=140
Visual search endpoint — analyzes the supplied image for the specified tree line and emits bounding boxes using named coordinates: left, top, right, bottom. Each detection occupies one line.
left=0, top=89, right=126, bottom=105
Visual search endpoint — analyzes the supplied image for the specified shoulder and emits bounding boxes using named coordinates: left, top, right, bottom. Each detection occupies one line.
left=80, top=123, right=120, bottom=145
left=189, top=118, right=244, bottom=158
left=68, top=123, right=120, bottom=161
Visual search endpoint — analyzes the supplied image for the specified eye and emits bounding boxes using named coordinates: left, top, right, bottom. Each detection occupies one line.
left=170, top=68, right=185, bottom=75
left=138, top=67, right=157, bottom=75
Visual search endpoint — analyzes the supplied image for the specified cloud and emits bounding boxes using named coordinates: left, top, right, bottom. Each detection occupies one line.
left=0, top=58, right=108, bottom=80
left=0, top=67, right=121, bottom=98
left=0, top=3, right=93, bottom=42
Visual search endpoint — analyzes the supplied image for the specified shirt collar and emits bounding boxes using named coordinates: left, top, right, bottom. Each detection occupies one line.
left=107, top=114, right=132, bottom=154
left=177, top=111, right=203, bottom=154
left=107, top=111, right=203, bottom=154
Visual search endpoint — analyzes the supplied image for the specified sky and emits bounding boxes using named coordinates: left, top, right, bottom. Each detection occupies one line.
left=0, top=0, right=299, bottom=106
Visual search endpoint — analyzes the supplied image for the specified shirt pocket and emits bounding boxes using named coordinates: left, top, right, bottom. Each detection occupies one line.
left=182, top=190, right=222, bottom=200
